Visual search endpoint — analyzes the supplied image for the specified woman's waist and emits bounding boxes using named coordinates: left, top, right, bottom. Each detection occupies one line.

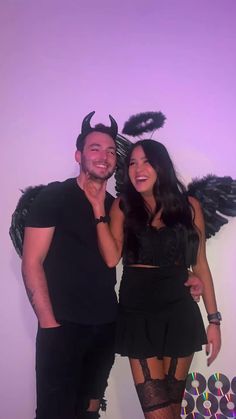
left=122, top=248, right=186, bottom=267
left=122, top=264, right=188, bottom=279
left=119, top=265, right=190, bottom=311
left=120, top=265, right=189, bottom=292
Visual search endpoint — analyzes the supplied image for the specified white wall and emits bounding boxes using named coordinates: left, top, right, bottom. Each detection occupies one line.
left=1, top=1, right=236, bottom=418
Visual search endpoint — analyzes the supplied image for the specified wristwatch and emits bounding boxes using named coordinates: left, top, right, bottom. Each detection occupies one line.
left=95, top=215, right=110, bottom=225
left=207, top=311, right=222, bottom=322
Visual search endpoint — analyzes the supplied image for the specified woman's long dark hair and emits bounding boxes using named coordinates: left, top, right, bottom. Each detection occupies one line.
left=121, top=140, right=199, bottom=265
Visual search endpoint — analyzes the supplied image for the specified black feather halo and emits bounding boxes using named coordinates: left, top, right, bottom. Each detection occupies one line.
left=122, top=111, right=166, bottom=137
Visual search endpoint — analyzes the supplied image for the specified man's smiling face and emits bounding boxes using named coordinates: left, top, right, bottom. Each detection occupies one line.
left=76, top=131, right=117, bottom=181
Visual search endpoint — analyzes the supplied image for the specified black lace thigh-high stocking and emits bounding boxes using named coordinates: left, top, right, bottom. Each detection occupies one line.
left=130, top=358, right=174, bottom=419
left=164, top=356, right=193, bottom=418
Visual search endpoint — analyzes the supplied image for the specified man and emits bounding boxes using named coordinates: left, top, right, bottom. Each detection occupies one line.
left=22, top=112, right=118, bottom=419
left=21, top=111, right=202, bottom=419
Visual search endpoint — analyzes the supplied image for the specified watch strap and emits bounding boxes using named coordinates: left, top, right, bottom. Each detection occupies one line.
left=95, top=215, right=110, bottom=225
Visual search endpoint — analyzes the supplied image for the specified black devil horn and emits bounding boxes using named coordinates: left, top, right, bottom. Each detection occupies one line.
left=109, top=114, right=118, bottom=139
left=81, top=111, right=95, bottom=135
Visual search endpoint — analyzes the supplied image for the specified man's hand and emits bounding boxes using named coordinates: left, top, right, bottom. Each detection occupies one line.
left=83, top=174, right=107, bottom=216
left=185, top=272, right=204, bottom=302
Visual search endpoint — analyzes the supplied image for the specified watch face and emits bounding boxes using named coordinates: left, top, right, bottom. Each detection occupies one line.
left=214, top=311, right=222, bottom=321
left=218, top=312, right=222, bottom=321
left=208, top=311, right=222, bottom=321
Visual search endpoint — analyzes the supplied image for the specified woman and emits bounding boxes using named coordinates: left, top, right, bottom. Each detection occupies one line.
left=84, top=139, right=221, bottom=419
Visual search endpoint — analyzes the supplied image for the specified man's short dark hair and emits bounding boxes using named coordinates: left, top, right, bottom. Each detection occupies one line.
left=76, top=112, right=118, bottom=151
left=76, top=124, right=116, bottom=151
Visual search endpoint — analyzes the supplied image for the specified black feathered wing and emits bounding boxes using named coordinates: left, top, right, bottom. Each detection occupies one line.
left=187, top=175, right=236, bottom=239
left=115, top=133, right=132, bottom=195
left=9, top=185, right=46, bottom=257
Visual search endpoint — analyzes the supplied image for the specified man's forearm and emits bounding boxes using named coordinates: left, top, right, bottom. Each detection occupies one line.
left=22, top=262, right=59, bottom=327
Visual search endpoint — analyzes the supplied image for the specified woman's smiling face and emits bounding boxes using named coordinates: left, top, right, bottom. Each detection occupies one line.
left=128, top=145, right=157, bottom=196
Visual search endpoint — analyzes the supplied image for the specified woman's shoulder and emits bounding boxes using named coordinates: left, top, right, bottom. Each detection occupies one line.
left=110, top=196, right=125, bottom=216
left=188, top=195, right=202, bottom=213
left=112, top=196, right=123, bottom=209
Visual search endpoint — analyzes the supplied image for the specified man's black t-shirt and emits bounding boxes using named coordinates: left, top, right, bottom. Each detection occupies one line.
left=25, top=178, right=117, bottom=325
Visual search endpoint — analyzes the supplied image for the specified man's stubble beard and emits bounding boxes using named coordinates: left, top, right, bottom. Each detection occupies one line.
left=80, top=157, right=115, bottom=181
left=89, top=171, right=114, bottom=181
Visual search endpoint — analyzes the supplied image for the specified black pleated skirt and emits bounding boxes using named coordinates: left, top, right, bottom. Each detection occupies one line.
left=116, top=266, right=207, bottom=359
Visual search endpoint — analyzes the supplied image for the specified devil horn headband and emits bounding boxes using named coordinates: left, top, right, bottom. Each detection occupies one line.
left=81, top=111, right=96, bottom=135
left=81, top=111, right=118, bottom=139
left=108, top=114, right=118, bottom=139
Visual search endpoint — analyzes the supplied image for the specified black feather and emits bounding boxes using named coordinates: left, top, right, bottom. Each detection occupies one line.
left=9, top=185, right=46, bottom=257
left=187, top=175, right=236, bottom=239
left=122, top=111, right=166, bottom=137
left=115, top=133, right=132, bottom=195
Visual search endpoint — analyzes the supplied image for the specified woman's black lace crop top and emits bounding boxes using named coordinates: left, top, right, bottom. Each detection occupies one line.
left=122, top=224, right=199, bottom=268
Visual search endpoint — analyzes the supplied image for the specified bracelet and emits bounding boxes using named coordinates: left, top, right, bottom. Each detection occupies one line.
left=95, top=215, right=110, bottom=225
left=209, top=321, right=221, bottom=326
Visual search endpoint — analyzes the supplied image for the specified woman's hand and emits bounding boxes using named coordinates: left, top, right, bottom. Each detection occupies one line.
left=206, top=323, right=221, bottom=366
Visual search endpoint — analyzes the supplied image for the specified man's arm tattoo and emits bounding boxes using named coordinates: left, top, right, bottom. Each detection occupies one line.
left=22, top=273, right=37, bottom=312
left=26, top=286, right=37, bottom=312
